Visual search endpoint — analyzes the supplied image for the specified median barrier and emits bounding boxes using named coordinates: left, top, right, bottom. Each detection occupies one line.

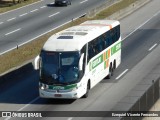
left=111, top=71, right=160, bottom=120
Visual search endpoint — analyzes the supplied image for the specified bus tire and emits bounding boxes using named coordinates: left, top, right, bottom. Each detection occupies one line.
left=107, top=64, right=113, bottom=79
left=83, top=82, right=90, bottom=98
left=113, top=60, right=116, bottom=70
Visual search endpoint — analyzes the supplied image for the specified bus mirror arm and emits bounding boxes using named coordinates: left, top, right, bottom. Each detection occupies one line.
left=34, top=55, right=40, bottom=70
left=79, top=53, right=84, bottom=71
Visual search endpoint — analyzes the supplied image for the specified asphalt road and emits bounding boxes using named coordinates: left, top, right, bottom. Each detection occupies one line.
left=0, top=0, right=110, bottom=55
left=0, top=0, right=160, bottom=120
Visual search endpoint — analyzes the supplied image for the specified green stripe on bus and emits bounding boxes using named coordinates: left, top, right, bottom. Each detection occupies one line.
left=104, top=61, right=106, bottom=69
left=49, top=84, right=77, bottom=90
left=89, top=62, right=92, bottom=71
left=92, top=55, right=103, bottom=69
left=89, top=42, right=121, bottom=71
left=111, top=42, right=121, bottom=55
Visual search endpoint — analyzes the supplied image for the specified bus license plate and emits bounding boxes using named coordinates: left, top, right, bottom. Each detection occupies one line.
left=54, top=94, right=62, bottom=97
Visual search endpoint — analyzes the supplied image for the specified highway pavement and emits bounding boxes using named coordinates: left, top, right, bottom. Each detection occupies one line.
left=0, top=0, right=109, bottom=55
left=0, top=0, right=160, bottom=120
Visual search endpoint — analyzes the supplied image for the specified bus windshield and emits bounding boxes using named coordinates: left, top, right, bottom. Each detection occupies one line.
left=40, top=51, right=80, bottom=85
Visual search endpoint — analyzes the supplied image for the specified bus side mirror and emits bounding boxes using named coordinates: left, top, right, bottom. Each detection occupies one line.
left=33, top=55, right=40, bottom=70
left=79, top=53, right=84, bottom=71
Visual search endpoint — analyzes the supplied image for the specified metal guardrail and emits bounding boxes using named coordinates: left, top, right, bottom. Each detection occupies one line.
left=110, top=76, right=160, bottom=120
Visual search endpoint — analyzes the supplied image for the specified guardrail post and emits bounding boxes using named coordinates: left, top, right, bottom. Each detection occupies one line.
left=17, top=45, right=19, bottom=49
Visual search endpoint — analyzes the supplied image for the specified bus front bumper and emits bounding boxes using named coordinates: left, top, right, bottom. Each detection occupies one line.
left=39, top=89, right=80, bottom=99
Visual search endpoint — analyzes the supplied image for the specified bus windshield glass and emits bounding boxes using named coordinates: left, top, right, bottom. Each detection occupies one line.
left=40, top=51, right=80, bottom=85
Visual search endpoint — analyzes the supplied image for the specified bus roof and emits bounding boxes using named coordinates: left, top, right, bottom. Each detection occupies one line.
left=42, top=20, right=120, bottom=51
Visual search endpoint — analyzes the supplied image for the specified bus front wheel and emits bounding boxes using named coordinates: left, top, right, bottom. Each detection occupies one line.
left=107, top=65, right=113, bottom=79
left=83, top=82, right=90, bottom=98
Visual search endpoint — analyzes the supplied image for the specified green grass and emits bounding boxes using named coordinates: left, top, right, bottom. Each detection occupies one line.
left=94, top=0, right=138, bottom=19
left=0, top=0, right=39, bottom=13
left=0, top=0, right=138, bottom=74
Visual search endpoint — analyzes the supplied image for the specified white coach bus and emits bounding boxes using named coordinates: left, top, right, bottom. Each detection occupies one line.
left=34, top=20, right=121, bottom=99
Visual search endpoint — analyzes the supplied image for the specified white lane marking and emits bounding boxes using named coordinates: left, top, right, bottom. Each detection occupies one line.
left=19, top=13, right=28, bottom=17
left=40, top=6, right=47, bottom=9
left=68, top=117, right=73, bottom=120
left=116, top=69, right=129, bottom=80
left=0, top=22, right=3, bottom=25
left=18, top=97, right=40, bottom=111
left=0, top=13, right=86, bottom=56
left=148, top=43, right=157, bottom=51
left=0, top=0, right=43, bottom=16
left=153, top=10, right=160, bottom=17
left=122, top=9, right=160, bottom=41
left=48, top=12, right=60, bottom=18
left=5, top=28, right=21, bottom=36
left=80, top=0, right=88, bottom=4
left=7, top=17, right=16, bottom=22
left=5, top=97, right=40, bottom=120
left=30, top=9, right=38, bottom=13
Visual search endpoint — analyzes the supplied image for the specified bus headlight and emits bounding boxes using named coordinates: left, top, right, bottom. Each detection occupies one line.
left=41, top=86, right=45, bottom=90
left=39, top=83, right=44, bottom=90
left=39, top=83, right=46, bottom=90
left=39, top=83, right=49, bottom=90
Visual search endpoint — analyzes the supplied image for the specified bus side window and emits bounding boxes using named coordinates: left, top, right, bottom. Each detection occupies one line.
left=102, top=34, right=106, bottom=49
left=99, top=37, right=104, bottom=52
left=113, top=28, right=117, bottom=43
left=106, top=31, right=111, bottom=46
left=115, top=27, right=118, bottom=42
left=116, top=25, right=120, bottom=40
left=92, top=39, right=98, bottom=55
left=88, top=48, right=91, bottom=61
left=112, top=25, right=120, bottom=43
left=110, top=29, right=114, bottom=44
left=102, top=34, right=105, bottom=46
left=95, top=37, right=102, bottom=53
left=88, top=43, right=94, bottom=62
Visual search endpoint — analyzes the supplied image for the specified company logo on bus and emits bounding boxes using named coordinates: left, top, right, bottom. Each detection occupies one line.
left=52, top=86, right=64, bottom=90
